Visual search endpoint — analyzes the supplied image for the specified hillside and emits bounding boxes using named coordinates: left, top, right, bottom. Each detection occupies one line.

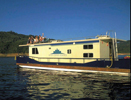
left=0, top=31, right=29, bottom=53
left=0, top=31, right=130, bottom=54
left=117, top=40, right=130, bottom=53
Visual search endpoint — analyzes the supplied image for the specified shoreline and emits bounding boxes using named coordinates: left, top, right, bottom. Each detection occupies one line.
left=118, top=53, right=130, bottom=55
left=0, top=53, right=130, bottom=57
left=0, top=53, right=29, bottom=57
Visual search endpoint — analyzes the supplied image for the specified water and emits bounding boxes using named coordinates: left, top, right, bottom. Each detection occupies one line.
left=118, top=55, right=129, bottom=59
left=0, top=57, right=130, bottom=100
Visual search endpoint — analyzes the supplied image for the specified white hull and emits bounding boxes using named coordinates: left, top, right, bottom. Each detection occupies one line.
left=19, top=65, right=130, bottom=76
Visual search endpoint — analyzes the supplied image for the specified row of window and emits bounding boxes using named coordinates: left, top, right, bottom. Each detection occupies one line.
left=32, top=44, right=93, bottom=57
left=32, top=48, right=93, bottom=57
left=83, top=45, right=93, bottom=49
left=67, top=50, right=93, bottom=57
left=83, top=53, right=93, bottom=57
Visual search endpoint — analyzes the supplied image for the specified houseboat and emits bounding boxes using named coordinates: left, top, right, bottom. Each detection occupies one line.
left=16, top=31, right=130, bottom=75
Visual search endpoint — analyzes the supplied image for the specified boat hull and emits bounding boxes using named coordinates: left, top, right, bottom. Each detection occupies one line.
left=16, top=56, right=130, bottom=75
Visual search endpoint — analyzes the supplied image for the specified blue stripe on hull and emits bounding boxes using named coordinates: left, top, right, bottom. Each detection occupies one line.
left=16, top=56, right=130, bottom=69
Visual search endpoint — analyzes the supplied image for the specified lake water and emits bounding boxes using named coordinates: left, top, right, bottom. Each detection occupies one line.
left=0, top=57, right=130, bottom=100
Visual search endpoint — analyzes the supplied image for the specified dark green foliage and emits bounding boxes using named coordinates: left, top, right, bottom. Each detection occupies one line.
left=0, top=31, right=30, bottom=53
left=117, top=40, right=130, bottom=53
left=0, top=31, right=130, bottom=53
left=0, top=31, right=55, bottom=54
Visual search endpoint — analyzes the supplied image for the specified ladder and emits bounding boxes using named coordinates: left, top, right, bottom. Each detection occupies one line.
left=114, top=32, right=118, bottom=60
left=106, top=31, right=118, bottom=60
left=112, top=32, right=118, bottom=60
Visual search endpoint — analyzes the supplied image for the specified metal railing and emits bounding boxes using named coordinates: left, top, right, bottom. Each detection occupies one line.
left=18, top=55, right=116, bottom=64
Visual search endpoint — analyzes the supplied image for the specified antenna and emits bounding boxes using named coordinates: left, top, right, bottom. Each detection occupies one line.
left=106, top=31, right=107, bottom=36
left=42, top=33, right=44, bottom=36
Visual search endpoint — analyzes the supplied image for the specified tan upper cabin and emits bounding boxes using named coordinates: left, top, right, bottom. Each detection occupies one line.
left=19, top=35, right=125, bottom=63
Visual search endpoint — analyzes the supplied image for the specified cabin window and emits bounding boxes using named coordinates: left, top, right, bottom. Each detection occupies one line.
left=67, top=49, right=71, bottom=54
left=89, top=53, right=93, bottom=57
left=83, top=53, right=88, bottom=57
left=83, top=53, right=93, bottom=57
left=32, top=48, right=35, bottom=54
left=83, top=45, right=93, bottom=49
left=32, top=48, right=39, bottom=54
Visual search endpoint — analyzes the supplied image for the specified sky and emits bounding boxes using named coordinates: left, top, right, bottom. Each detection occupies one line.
left=0, top=0, right=130, bottom=40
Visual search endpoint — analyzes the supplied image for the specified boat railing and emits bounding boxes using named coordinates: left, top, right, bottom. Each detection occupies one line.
left=55, top=36, right=95, bottom=41
left=18, top=55, right=117, bottom=63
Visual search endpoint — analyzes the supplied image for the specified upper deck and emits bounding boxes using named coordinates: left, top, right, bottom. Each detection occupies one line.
left=19, top=35, right=126, bottom=47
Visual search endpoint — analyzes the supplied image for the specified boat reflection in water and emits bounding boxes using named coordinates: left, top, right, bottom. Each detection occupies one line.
left=18, top=68, right=130, bottom=100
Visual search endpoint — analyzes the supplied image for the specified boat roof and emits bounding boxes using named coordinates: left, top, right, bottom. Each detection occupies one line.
left=100, top=38, right=126, bottom=42
left=19, top=38, right=98, bottom=47
left=19, top=36, right=126, bottom=47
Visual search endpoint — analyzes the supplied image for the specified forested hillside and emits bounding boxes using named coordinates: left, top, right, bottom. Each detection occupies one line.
left=0, top=31, right=30, bottom=53
left=0, top=31, right=130, bottom=54
left=117, top=40, right=130, bottom=53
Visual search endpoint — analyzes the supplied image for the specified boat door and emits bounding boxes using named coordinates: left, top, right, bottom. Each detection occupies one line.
left=109, top=41, right=113, bottom=59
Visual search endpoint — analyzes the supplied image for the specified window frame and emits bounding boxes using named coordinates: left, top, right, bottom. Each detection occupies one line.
left=32, top=48, right=39, bottom=54
left=83, top=53, right=93, bottom=58
left=83, top=53, right=88, bottom=57
left=67, top=49, right=71, bottom=54
left=89, top=53, right=93, bottom=57
left=83, top=44, right=93, bottom=49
